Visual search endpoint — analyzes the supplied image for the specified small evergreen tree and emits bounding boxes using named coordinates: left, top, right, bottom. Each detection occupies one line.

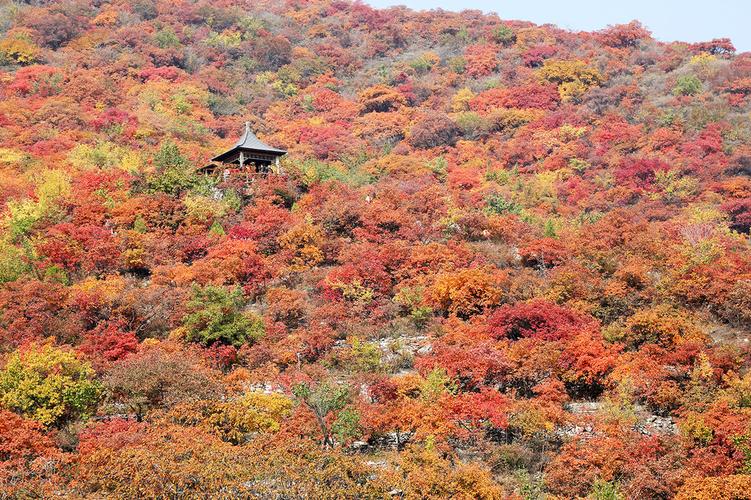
left=147, top=141, right=196, bottom=195
left=183, top=286, right=264, bottom=348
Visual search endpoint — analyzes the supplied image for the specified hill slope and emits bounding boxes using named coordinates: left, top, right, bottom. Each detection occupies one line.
left=0, top=0, right=750, bottom=497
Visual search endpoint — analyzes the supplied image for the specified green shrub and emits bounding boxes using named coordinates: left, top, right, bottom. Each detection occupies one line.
left=146, top=142, right=196, bottom=195
left=183, top=286, right=264, bottom=348
left=485, top=194, right=522, bottom=216
left=673, top=75, right=703, bottom=96
left=493, top=25, right=516, bottom=45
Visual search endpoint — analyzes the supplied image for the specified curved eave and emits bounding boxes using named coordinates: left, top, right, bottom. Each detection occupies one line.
left=211, top=146, right=287, bottom=163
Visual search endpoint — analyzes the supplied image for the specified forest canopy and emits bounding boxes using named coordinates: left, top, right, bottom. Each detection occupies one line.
left=0, top=0, right=750, bottom=498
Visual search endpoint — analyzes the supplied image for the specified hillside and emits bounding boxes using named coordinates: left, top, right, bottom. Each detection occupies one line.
left=0, top=0, right=750, bottom=497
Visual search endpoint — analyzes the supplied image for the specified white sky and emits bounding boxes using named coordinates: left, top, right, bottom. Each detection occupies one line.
left=367, top=0, right=750, bottom=52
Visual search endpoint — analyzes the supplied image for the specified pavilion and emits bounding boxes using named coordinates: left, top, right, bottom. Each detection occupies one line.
left=200, top=122, right=286, bottom=178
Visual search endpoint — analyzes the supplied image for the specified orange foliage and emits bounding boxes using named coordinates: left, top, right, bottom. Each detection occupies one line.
left=0, top=1, right=748, bottom=496
left=427, top=267, right=507, bottom=318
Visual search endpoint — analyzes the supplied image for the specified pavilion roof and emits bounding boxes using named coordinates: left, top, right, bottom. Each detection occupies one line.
left=211, top=122, right=286, bottom=162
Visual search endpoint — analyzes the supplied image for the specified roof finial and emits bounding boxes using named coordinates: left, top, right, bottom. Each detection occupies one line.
left=244, top=121, right=250, bottom=134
